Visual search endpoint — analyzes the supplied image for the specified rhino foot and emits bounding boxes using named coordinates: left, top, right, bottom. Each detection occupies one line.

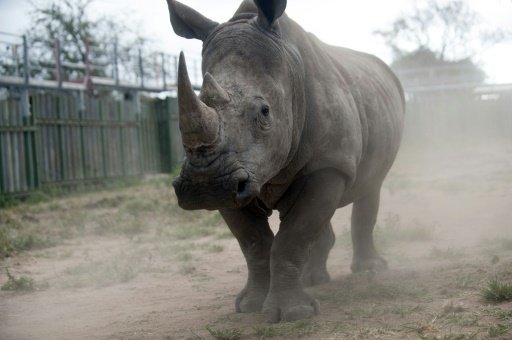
left=302, top=268, right=330, bottom=287
left=262, top=289, right=319, bottom=323
left=351, top=256, right=388, bottom=273
left=235, top=287, right=267, bottom=313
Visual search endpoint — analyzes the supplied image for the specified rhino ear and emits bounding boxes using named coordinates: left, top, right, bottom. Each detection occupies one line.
left=254, top=0, right=287, bottom=29
left=166, top=0, right=219, bottom=41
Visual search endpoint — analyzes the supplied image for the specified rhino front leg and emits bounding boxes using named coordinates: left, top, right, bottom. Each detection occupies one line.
left=302, top=222, right=335, bottom=287
left=220, top=207, right=273, bottom=313
left=350, top=187, right=388, bottom=273
left=263, top=169, right=345, bottom=323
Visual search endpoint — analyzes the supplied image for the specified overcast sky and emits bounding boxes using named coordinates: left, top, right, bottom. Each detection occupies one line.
left=1, top=0, right=511, bottom=83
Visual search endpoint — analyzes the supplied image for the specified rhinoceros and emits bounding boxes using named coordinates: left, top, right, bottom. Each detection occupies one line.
left=166, top=0, right=404, bottom=322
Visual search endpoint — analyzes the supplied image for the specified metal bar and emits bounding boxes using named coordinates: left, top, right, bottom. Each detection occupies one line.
left=99, top=96, right=108, bottom=177
left=119, top=95, right=126, bottom=177
left=0, top=31, right=23, bottom=37
left=78, top=91, right=88, bottom=179
left=22, top=35, right=29, bottom=85
left=138, top=49, right=144, bottom=88
left=35, top=118, right=139, bottom=127
left=32, top=93, right=43, bottom=187
left=114, top=41, right=119, bottom=86
left=0, top=126, right=37, bottom=132
left=136, top=92, right=144, bottom=175
left=173, top=55, right=178, bottom=85
left=54, top=38, right=63, bottom=88
left=161, top=53, right=166, bottom=90
left=57, top=94, right=66, bottom=181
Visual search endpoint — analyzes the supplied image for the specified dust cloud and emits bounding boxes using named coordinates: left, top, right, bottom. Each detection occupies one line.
left=1, top=89, right=511, bottom=339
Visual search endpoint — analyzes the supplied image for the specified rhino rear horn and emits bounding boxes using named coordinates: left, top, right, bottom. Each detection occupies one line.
left=178, top=52, right=220, bottom=149
left=200, top=73, right=230, bottom=105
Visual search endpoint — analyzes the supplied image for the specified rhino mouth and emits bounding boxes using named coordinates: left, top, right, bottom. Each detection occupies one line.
left=172, top=168, right=258, bottom=210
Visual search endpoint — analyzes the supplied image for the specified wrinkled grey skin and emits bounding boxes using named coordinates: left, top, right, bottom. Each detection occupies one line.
left=166, top=0, right=405, bottom=323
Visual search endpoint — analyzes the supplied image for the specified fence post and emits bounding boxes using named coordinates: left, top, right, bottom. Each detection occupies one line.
left=21, top=34, right=31, bottom=123
left=135, top=91, right=144, bottom=176
left=161, top=53, right=166, bottom=90
left=22, top=35, right=29, bottom=85
left=113, top=40, right=119, bottom=86
left=138, top=49, right=144, bottom=88
left=54, top=37, right=63, bottom=88
left=84, top=37, right=93, bottom=91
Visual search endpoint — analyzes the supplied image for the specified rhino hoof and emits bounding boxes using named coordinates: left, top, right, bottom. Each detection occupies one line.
left=235, top=288, right=267, bottom=313
left=263, top=291, right=319, bottom=323
left=282, top=303, right=318, bottom=322
left=351, top=256, right=388, bottom=273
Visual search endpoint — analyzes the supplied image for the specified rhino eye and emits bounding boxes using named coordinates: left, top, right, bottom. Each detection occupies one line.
left=260, top=105, right=270, bottom=117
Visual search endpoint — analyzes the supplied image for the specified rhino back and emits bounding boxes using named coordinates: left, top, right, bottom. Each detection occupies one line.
left=280, top=17, right=405, bottom=203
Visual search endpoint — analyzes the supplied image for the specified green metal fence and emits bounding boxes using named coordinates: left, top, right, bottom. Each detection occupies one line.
left=0, top=89, right=182, bottom=196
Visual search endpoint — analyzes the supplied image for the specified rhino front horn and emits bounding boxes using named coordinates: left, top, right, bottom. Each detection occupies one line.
left=178, top=52, right=220, bottom=149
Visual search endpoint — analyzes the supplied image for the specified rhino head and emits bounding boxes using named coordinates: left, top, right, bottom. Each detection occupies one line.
left=168, top=0, right=305, bottom=210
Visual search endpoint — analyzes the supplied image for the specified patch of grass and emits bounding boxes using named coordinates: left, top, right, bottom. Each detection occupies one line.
left=495, top=309, right=512, bottom=321
left=207, top=245, right=224, bottom=253
left=488, top=324, right=510, bottom=338
left=428, top=247, right=465, bottom=260
left=1, top=269, right=35, bottom=292
left=179, top=264, right=197, bottom=275
left=291, top=320, right=320, bottom=338
left=482, top=278, right=512, bottom=303
left=253, top=325, right=282, bottom=338
left=176, top=252, right=193, bottom=261
left=206, top=326, right=242, bottom=340
left=122, top=198, right=159, bottom=217
left=25, top=191, right=52, bottom=204
left=216, top=230, right=233, bottom=240
left=83, top=196, right=126, bottom=209
left=0, top=215, right=54, bottom=258
left=92, top=213, right=145, bottom=236
left=204, top=212, right=224, bottom=227
left=173, top=224, right=217, bottom=240
left=61, top=251, right=144, bottom=288
left=0, top=195, right=17, bottom=209
left=391, top=304, right=423, bottom=318
left=419, top=334, right=477, bottom=340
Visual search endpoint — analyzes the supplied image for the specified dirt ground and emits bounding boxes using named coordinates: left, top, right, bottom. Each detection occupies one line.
left=1, top=139, right=512, bottom=339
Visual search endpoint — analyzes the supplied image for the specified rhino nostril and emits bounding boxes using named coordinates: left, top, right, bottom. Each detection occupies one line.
left=237, top=179, right=248, bottom=195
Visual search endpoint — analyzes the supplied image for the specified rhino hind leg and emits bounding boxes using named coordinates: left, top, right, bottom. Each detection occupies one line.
left=350, top=187, right=388, bottom=273
left=302, top=222, right=335, bottom=287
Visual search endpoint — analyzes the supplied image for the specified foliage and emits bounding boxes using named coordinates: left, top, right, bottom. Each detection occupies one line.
left=15, top=0, right=154, bottom=81
left=0, top=214, right=53, bottom=259
left=374, top=0, right=507, bottom=61
left=482, top=278, right=512, bottom=303
left=1, top=269, right=35, bottom=292
left=206, top=326, right=242, bottom=340
left=374, top=0, right=511, bottom=86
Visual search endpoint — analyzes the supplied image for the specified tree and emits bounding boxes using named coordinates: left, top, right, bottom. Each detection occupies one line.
left=374, top=0, right=507, bottom=62
left=23, top=0, right=154, bottom=82
left=374, top=0, right=509, bottom=86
